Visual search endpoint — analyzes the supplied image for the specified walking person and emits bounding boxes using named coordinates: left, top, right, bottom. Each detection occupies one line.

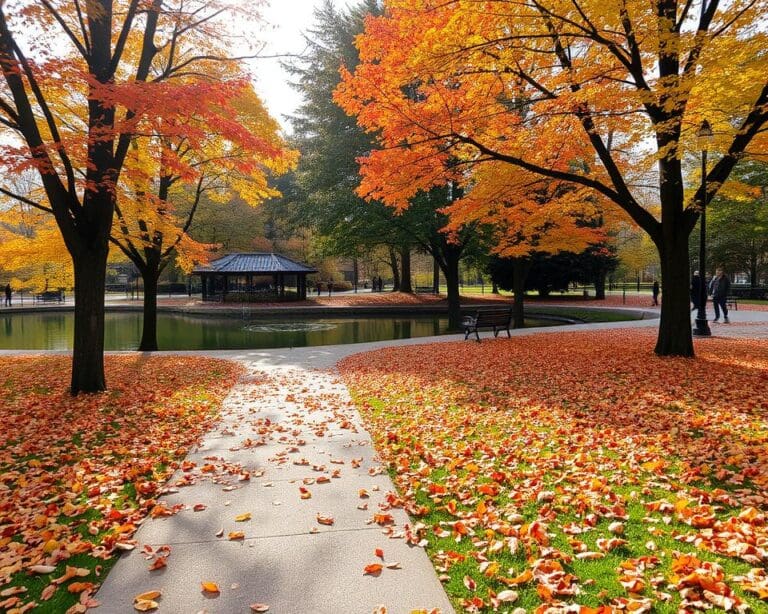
left=4, top=283, right=11, bottom=307
left=690, top=270, right=702, bottom=311
left=651, top=280, right=660, bottom=306
left=709, top=268, right=731, bottom=323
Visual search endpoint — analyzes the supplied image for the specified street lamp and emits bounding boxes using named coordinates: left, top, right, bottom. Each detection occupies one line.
left=693, top=120, right=714, bottom=337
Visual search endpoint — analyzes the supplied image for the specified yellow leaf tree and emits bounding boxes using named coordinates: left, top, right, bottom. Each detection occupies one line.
left=112, top=83, right=296, bottom=351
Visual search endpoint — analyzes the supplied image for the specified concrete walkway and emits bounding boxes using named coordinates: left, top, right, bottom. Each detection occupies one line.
left=40, top=308, right=768, bottom=612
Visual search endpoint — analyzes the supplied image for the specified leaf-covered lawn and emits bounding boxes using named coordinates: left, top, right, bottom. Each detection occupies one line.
left=0, top=355, right=241, bottom=613
left=339, top=330, right=768, bottom=613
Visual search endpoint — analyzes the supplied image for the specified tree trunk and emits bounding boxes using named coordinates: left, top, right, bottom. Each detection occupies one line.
left=139, top=266, right=160, bottom=351
left=594, top=271, right=606, bottom=299
left=443, top=249, right=462, bottom=330
left=432, top=256, right=440, bottom=294
left=71, top=247, right=108, bottom=394
left=512, top=259, right=528, bottom=329
left=655, top=237, right=694, bottom=356
left=388, top=247, right=400, bottom=291
left=400, top=246, right=413, bottom=293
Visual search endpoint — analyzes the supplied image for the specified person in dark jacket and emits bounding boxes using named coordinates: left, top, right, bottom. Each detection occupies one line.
left=709, top=268, right=731, bottom=323
left=651, top=280, right=660, bottom=306
left=4, top=283, right=10, bottom=307
left=690, top=270, right=702, bottom=311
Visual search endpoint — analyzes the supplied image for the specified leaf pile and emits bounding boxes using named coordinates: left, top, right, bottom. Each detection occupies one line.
left=0, top=355, right=241, bottom=613
left=339, top=329, right=768, bottom=612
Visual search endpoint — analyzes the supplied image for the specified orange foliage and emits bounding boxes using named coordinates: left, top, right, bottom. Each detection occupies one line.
left=0, top=355, right=241, bottom=607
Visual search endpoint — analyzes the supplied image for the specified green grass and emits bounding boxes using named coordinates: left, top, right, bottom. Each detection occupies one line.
left=360, top=390, right=766, bottom=613
left=526, top=306, right=643, bottom=323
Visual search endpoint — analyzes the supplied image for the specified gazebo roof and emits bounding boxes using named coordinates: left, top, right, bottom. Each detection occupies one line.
left=192, top=253, right=317, bottom=275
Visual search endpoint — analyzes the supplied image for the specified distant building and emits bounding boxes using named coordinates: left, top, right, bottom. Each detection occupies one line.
left=192, top=253, right=317, bottom=302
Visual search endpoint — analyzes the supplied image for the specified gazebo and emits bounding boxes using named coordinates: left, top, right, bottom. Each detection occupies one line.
left=192, top=253, right=317, bottom=302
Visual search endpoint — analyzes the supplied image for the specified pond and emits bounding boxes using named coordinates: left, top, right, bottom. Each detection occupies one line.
left=0, top=311, right=559, bottom=351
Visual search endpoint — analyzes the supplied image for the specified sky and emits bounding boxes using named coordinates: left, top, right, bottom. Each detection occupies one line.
left=251, top=0, right=348, bottom=133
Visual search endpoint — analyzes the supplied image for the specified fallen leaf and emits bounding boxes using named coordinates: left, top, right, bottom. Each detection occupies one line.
left=134, top=599, right=159, bottom=611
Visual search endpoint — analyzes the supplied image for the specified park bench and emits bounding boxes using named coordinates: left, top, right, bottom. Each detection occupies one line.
left=34, top=290, right=64, bottom=303
left=726, top=295, right=738, bottom=311
left=462, top=308, right=514, bottom=341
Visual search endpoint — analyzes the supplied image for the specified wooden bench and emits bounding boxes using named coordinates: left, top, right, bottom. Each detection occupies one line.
left=34, top=290, right=64, bottom=303
left=463, top=308, right=514, bottom=341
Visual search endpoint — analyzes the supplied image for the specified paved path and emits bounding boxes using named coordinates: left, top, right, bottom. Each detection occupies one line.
left=95, top=355, right=454, bottom=613
left=25, top=308, right=768, bottom=613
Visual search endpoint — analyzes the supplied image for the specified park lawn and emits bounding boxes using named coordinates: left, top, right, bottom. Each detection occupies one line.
left=339, top=329, right=768, bottom=613
left=525, top=307, right=643, bottom=324
left=0, top=355, right=241, bottom=613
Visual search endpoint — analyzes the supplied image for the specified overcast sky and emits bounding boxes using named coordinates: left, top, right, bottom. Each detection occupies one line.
left=251, top=0, right=349, bottom=132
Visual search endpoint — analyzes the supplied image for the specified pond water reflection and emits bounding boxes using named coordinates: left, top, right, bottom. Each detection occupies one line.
left=0, top=312, right=454, bottom=351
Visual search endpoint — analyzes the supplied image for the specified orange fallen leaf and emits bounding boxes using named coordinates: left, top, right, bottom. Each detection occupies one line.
left=201, top=581, right=220, bottom=594
left=364, top=563, right=383, bottom=576
left=316, top=514, right=334, bottom=526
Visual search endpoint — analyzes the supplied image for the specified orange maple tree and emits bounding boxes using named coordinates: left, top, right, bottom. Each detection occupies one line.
left=335, top=0, right=768, bottom=357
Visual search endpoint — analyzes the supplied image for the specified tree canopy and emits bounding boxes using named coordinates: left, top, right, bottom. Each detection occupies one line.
left=0, top=0, right=280, bottom=391
left=335, top=0, right=768, bottom=356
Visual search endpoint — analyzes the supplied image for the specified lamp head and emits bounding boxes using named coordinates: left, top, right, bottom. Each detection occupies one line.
left=697, top=120, right=714, bottom=150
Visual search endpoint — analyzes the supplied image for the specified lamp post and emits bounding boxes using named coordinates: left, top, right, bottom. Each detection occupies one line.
left=693, top=120, right=714, bottom=336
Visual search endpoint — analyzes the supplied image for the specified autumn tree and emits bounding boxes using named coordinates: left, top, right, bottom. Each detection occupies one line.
left=284, top=0, right=415, bottom=284
left=701, top=160, right=768, bottom=287
left=0, top=0, right=266, bottom=392
left=112, top=85, right=295, bottom=351
left=335, top=0, right=768, bottom=357
left=441, top=162, right=608, bottom=324
left=0, top=207, right=74, bottom=291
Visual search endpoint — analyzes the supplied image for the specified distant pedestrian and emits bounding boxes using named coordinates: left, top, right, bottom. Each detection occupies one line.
left=690, top=270, right=703, bottom=311
left=651, top=280, right=660, bottom=306
left=709, top=268, right=731, bottom=323
left=4, top=283, right=10, bottom=307
left=316, top=282, right=321, bottom=296
left=328, top=281, right=333, bottom=296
